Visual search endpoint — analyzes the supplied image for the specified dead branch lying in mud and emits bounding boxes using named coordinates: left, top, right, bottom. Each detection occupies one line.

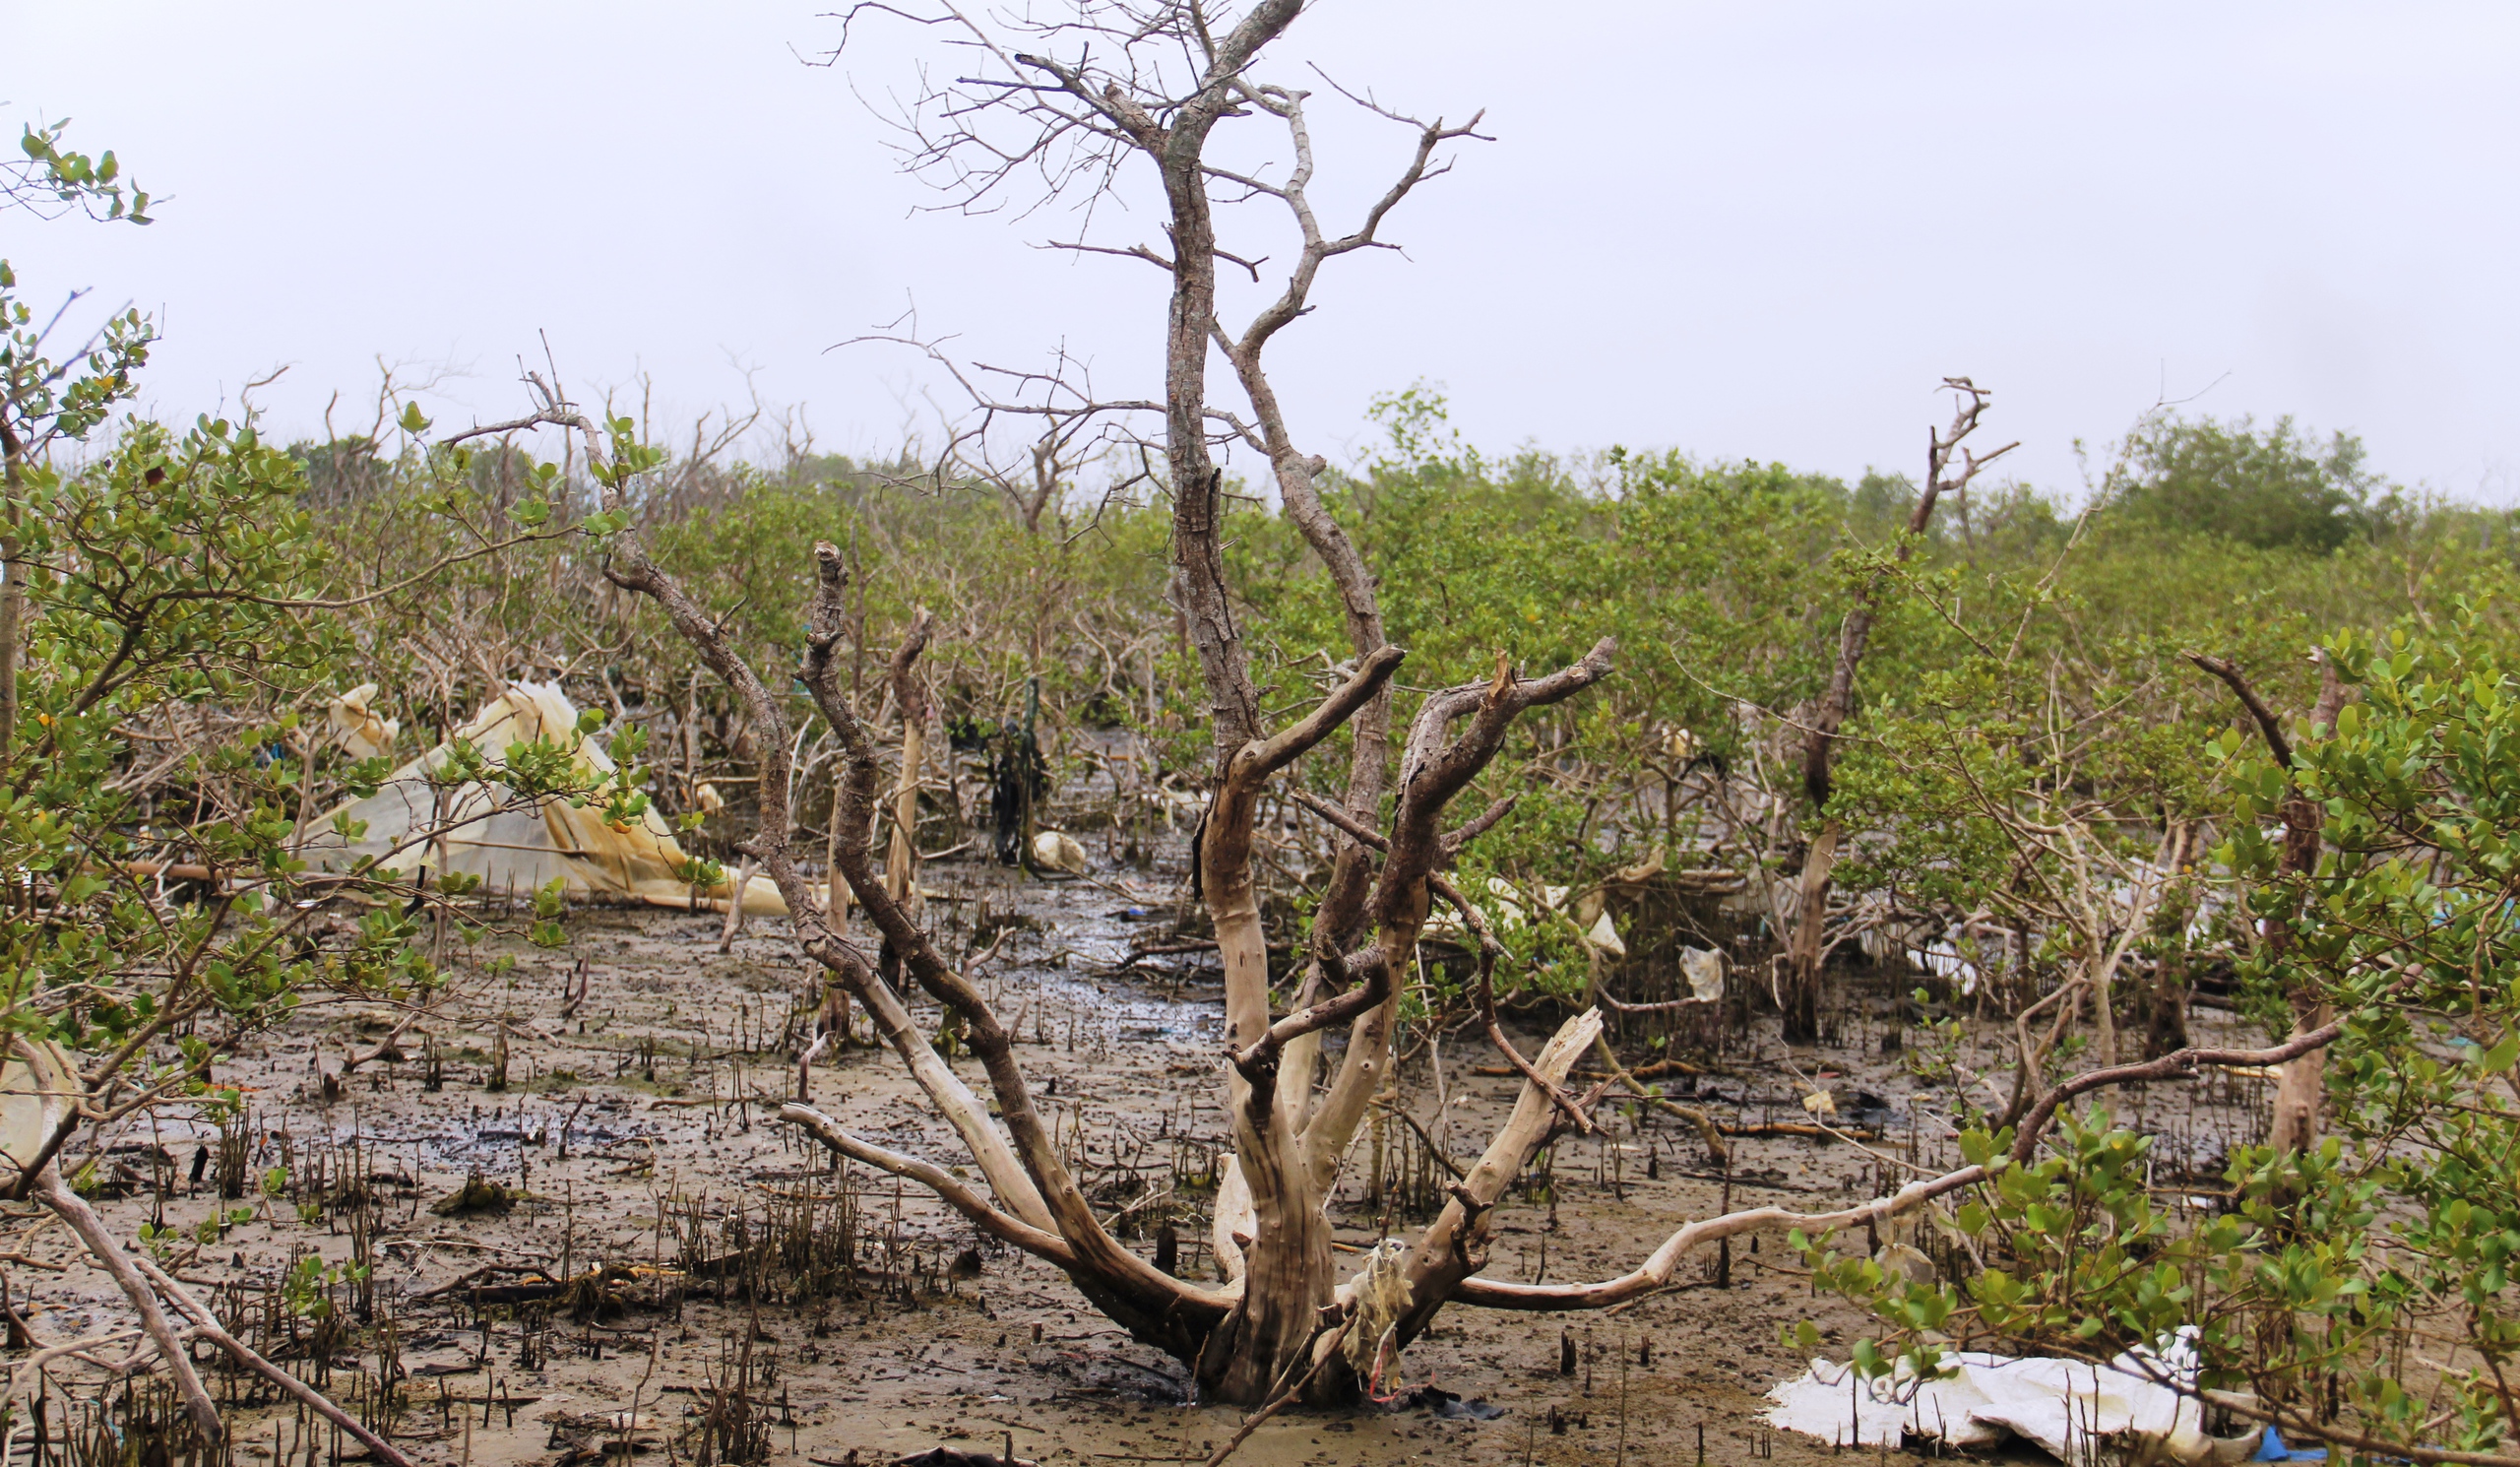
left=137, top=1256, right=417, bottom=1467
left=17, top=1162, right=413, bottom=1467
left=1449, top=1018, right=2362, bottom=1312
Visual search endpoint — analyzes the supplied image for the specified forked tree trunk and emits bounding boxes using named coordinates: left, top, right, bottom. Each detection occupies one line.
left=578, top=375, right=1623, bottom=1410
left=598, top=1, right=1626, bottom=1407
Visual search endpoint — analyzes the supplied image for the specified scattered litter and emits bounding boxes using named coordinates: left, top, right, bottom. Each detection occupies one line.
left=1871, top=1212, right=1938, bottom=1286
left=1031, top=830, right=1088, bottom=874
left=1765, top=1327, right=2260, bottom=1467
left=1866, top=1209, right=1939, bottom=1285
left=1919, top=938, right=1983, bottom=995
left=1480, top=874, right=1541, bottom=927
left=1439, top=875, right=1627, bottom=957
left=1343, top=1240, right=1412, bottom=1373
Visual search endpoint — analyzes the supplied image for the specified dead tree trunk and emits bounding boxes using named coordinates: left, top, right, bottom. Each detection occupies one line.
left=1782, top=379, right=2013, bottom=1043
left=883, top=608, right=935, bottom=912
left=1192, top=640, right=1614, bottom=1403
left=2186, top=649, right=2346, bottom=1156
left=625, top=0, right=1622, bottom=1407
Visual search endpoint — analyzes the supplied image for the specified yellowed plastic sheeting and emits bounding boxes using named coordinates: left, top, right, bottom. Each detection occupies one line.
left=304, top=681, right=795, bottom=917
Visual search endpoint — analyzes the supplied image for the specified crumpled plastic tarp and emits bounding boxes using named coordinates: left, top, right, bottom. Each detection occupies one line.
left=1765, top=1327, right=2259, bottom=1467
left=304, top=681, right=793, bottom=916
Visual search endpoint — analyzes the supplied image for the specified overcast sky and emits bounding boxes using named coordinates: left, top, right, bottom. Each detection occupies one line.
left=6, top=2, right=2516, bottom=501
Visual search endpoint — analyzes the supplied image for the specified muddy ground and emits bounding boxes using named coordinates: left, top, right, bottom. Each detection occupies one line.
left=9, top=844, right=2275, bottom=1467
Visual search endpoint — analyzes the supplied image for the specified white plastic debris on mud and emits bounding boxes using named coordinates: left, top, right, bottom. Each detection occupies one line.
left=1032, top=829, right=1089, bottom=874
left=1678, top=944, right=1727, bottom=1002
left=1764, top=1327, right=2259, bottom=1467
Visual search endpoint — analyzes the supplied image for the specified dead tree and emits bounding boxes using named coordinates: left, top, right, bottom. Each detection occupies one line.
left=491, top=5, right=1608, bottom=1407
left=566, top=376, right=1613, bottom=1392
left=855, top=0, right=1492, bottom=1180
left=837, top=335, right=1160, bottom=536
left=869, top=0, right=1524, bottom=1401
left=2184, top=648, right=2347, bottom=1155
left=1780, top=378, right=2014, bottom=1042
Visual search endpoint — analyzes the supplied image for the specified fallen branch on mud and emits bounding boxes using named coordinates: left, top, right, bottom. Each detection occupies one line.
left=1447, top=1019, right=2371, bottom=1312
left=35, top=1168, right=220, bottom=1440
left=137, top=1255, right=417, bottom=1467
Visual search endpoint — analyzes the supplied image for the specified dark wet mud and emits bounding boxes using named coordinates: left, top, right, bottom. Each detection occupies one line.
left=16, top=840, right=2277, bottom=1467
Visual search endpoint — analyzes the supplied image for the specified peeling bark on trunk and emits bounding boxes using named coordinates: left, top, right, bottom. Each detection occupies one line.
left=1195, top=771, right=1328, bottom=1402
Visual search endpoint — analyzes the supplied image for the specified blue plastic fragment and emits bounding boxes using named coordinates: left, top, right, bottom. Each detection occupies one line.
left=2254, top=1427, right=2329, bottom=1461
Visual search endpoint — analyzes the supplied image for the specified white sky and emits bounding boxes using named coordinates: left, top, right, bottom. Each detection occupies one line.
left=6, top=2, right=2517, bottom=501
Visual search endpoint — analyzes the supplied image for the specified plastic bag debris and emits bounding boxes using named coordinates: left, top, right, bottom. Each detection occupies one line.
left=1031, top=830, right=1088, bottom=874
left=1343, top=1239, right=1413, bottom=1371
left=324, top=683, right=399, bottom=760
left=2253, top=1428, right=2327, bottom=1462
left=1679, top=944, right=1727, bottom=1002
left=306, top=681, right=793, bottom=916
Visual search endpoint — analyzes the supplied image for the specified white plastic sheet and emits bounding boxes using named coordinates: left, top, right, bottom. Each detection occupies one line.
left=305, top=681, right=793, bottom=916
left=1765, top=1328, right=2256, bottom=1467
